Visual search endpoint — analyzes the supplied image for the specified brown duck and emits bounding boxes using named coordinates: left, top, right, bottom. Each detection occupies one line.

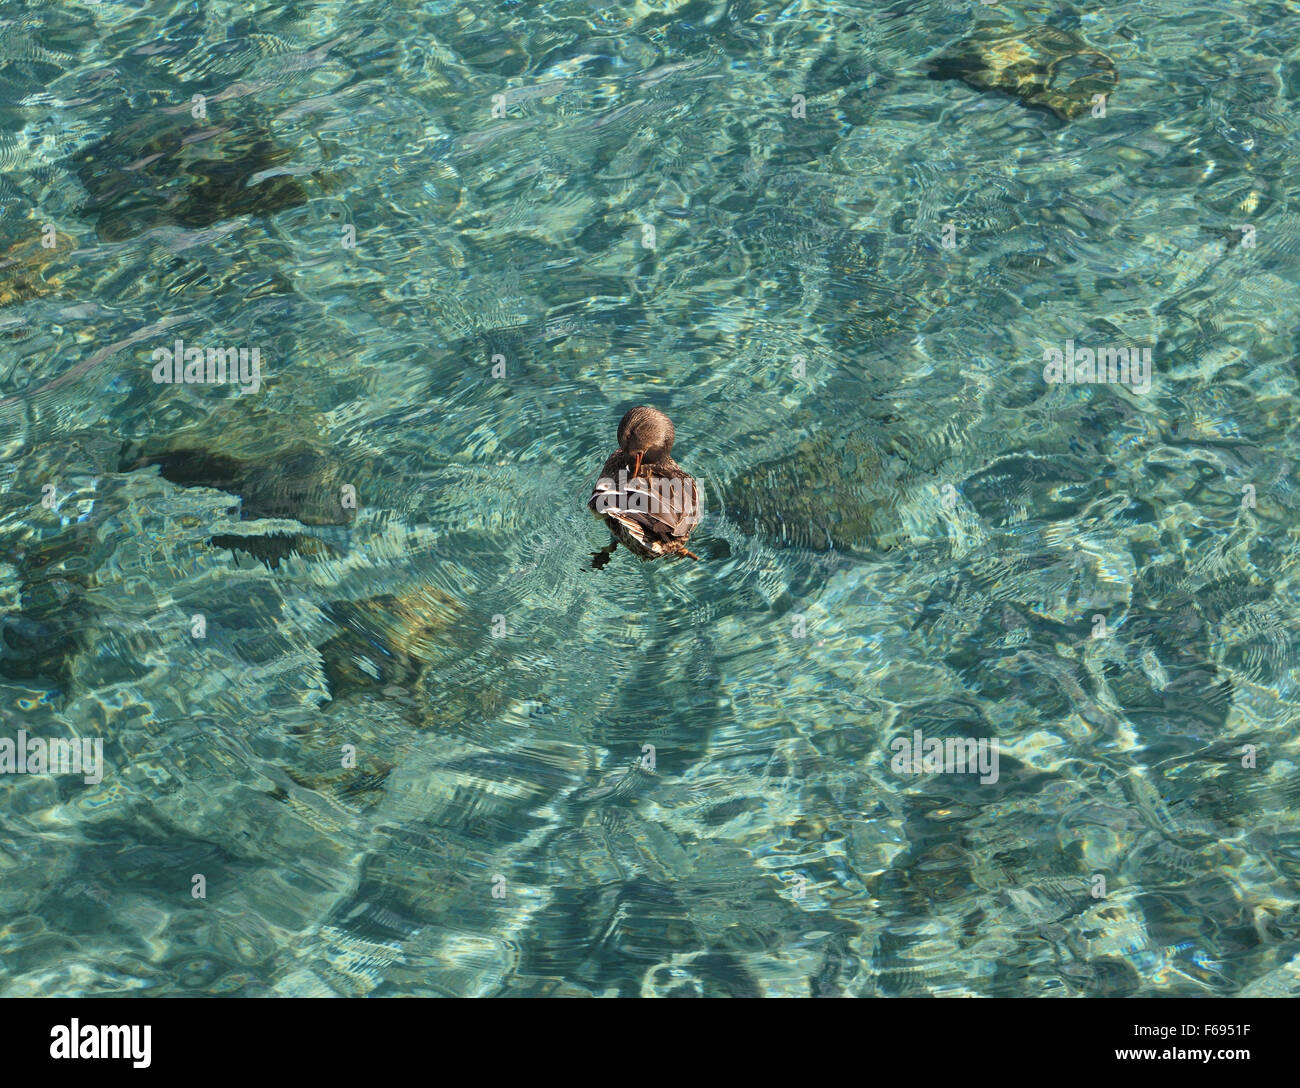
left=588, top=406, right=701, bottom=566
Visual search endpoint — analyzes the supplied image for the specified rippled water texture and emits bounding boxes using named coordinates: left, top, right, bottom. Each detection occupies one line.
left=1, top=0, right=1299, bottom=997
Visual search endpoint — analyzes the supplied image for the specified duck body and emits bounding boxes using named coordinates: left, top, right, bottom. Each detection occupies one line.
left=588, top=407, right=702, bottom=562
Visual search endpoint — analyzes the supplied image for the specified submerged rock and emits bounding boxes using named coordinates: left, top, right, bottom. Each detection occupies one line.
left=722, top=430, right=904, bottom=553
left=277, top=736, right=395, bottom=814
left=0, top=529, right=95, bottom=687
left=0, top=430, right=122, bottom=688
left=121, top=444, right=355, bottom=526
left=318, top=588, right=464, bottom=700
left=209, top=530, right=340, bottom=569
left=119, top=406, right=361, bottom=527
left=0, top=229, right=77, bottom=308
left=928, top=24, right=1118, bottom=121
left=73, top=116, right=310, bottom=241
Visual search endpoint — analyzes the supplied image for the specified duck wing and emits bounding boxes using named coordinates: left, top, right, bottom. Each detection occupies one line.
left=589, top=461, right=701, bottom=556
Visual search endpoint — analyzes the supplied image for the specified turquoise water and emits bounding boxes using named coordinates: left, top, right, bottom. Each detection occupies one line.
left=1, top=0, right=1299, bottom=997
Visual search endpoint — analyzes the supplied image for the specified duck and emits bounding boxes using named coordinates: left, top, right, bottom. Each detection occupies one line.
left=588, top=406, right=702, bottom=567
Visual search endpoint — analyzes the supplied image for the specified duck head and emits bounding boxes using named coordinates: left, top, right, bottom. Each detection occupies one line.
left=617, top=405, right=675, bottom=477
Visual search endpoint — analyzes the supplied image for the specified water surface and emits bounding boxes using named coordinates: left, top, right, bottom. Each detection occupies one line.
left=1, top=0, right=1298, bottom=997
